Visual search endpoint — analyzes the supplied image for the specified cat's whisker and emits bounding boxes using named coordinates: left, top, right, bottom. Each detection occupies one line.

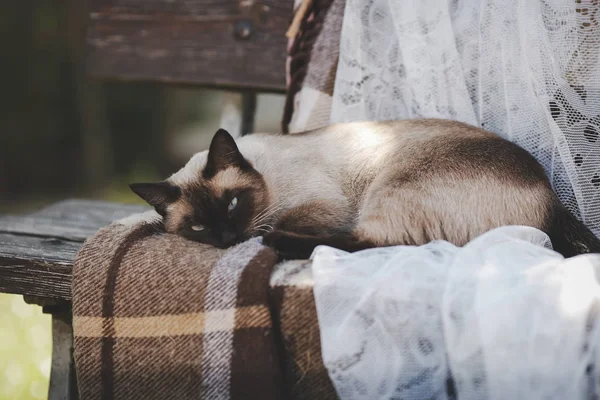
left=255, top=227, right=274, bottom=234
left=250, top=201, right=284, bottom=227
left=251, top=210, right=271, bottom=225
left=250, top=223, right=275, bottom=233
left=251, top=210, right=281, bottom=230
left=250, top=218, right=275, bottom=232
left=251, top=211, right=278, bottom=227
left=254, top=200, right=284, bottom=218
left=255, top=224, right=274, bottom=231
left=245, top=223, right=274, bottom=238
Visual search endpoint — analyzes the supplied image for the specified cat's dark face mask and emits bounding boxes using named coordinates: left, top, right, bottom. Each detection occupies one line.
left=130, top=129, right=270, bottom=248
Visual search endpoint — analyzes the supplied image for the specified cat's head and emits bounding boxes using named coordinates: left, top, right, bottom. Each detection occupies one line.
left=130, top=129, right=270, bottom=248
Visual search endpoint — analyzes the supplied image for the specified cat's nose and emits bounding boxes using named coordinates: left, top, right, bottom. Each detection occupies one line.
left=221, top=231, right=237, bottom=247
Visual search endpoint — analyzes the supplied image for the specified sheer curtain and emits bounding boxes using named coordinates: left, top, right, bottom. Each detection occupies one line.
left=330, top=0, right=600, bottom=237
left=316, top=2, right=600, bottom=398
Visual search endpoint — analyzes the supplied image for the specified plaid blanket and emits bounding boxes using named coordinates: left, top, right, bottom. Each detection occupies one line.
left=72, top=211, right=337, bottom=399
left=271, top=260, right=338, bottom=400
left=283, top=0, right=346, bottom=133
left=72, top=2, right=347, bottom=397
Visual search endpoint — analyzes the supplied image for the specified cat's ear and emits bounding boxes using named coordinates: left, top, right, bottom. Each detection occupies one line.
left=129, top=181, right=180, bottom=215
left=204, top=129, right=249, bottom=177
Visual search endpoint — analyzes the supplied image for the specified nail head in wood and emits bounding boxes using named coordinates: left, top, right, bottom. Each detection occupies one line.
left=234, top=19, right=253, bottom=39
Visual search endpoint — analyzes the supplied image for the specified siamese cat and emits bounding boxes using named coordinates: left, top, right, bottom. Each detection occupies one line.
left=130, top=119, right=600, bottom=259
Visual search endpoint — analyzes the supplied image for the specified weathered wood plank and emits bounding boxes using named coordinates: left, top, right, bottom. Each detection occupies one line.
left=87, top=0, right=293, bottom=91
left=0, top=199, right=148, bottom=241
left=0, top=199, right=147, bottom=300
left=0, top=233, right=79, bottom=299
left=31, top=199, right=148, bottom=220
left=0, top=233, right=81, bottom=264
left=0, top=215, right=107, bottom=242
left=0, top=261, right=73, bottom=300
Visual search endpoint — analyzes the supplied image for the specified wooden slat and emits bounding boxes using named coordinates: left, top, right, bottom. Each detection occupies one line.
left=48, top=311, right=79, bottom=400
left=0, top=199, right=148, bottom=241
left=31, top=199, right=148, bottom=219
left=0, top=199, right=147, bottom=300
left=0, top=233, right=79, bottom=300
left=86, top=0, right=293, bottom=91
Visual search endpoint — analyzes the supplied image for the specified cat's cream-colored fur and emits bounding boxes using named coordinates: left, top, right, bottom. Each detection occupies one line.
left=167, top=119, right=554, bottom=247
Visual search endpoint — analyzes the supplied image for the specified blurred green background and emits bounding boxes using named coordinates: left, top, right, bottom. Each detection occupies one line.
left=0, top=295, right=51, bottom=400
left=0, top=3, right=284, bottom=399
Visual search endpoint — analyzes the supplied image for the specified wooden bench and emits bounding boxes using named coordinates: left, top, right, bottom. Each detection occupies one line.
left=0, top=1, right=293, bottom=398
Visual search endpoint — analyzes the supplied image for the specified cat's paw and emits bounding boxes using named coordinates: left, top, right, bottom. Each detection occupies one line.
left=261, top=230, right=285, bottom=248
left=262, top=230, right=316, bottom=260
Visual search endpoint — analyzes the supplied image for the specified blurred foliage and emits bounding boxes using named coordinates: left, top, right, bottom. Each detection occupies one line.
left=0, top=294, right=51, bottom=400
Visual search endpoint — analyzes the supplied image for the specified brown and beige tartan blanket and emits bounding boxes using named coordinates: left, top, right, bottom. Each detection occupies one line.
left=282, top=0, right=346, bottom=133
left=72, top=211, right=337, bottom=399
left=72, top=2, right=347, bottom=397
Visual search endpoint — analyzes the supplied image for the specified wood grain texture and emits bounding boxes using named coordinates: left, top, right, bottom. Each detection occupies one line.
left=86, top=0, right=294, bottom=91
left=0, top=199, right=147, bottom=300
left=0, top=200, right=148, bottom=241
left=33, top=199, right=147, bottom=216
left=0, top=233, right=80, bottom=300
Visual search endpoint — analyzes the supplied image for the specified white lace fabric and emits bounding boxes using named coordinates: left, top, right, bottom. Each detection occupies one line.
left=330, top=0, right=600, bottom=236
left=312, top=226, right=600, bottom=399
left=315, top=2, right=600, bottom=397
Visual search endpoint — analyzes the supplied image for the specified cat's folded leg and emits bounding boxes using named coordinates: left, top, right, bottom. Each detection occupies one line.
left=262, top=199, right=366, bottom=259
left=263, top=230, right=374, bottom=260
left=273, top=199, right=354, bottom=237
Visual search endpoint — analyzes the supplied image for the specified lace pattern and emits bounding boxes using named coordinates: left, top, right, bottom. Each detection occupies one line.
left=330, top=0, right=600, bottom=235
left=313, top=226, right=600, bottom=399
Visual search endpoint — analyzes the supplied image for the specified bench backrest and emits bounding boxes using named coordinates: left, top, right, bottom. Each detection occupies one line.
left=86, top=0, right=293, bottom=93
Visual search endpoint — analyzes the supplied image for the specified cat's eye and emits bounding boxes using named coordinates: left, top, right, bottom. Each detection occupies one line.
left=191, top=225, right=205, bottom=232
left=228, top=197, right=238, bottom=212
